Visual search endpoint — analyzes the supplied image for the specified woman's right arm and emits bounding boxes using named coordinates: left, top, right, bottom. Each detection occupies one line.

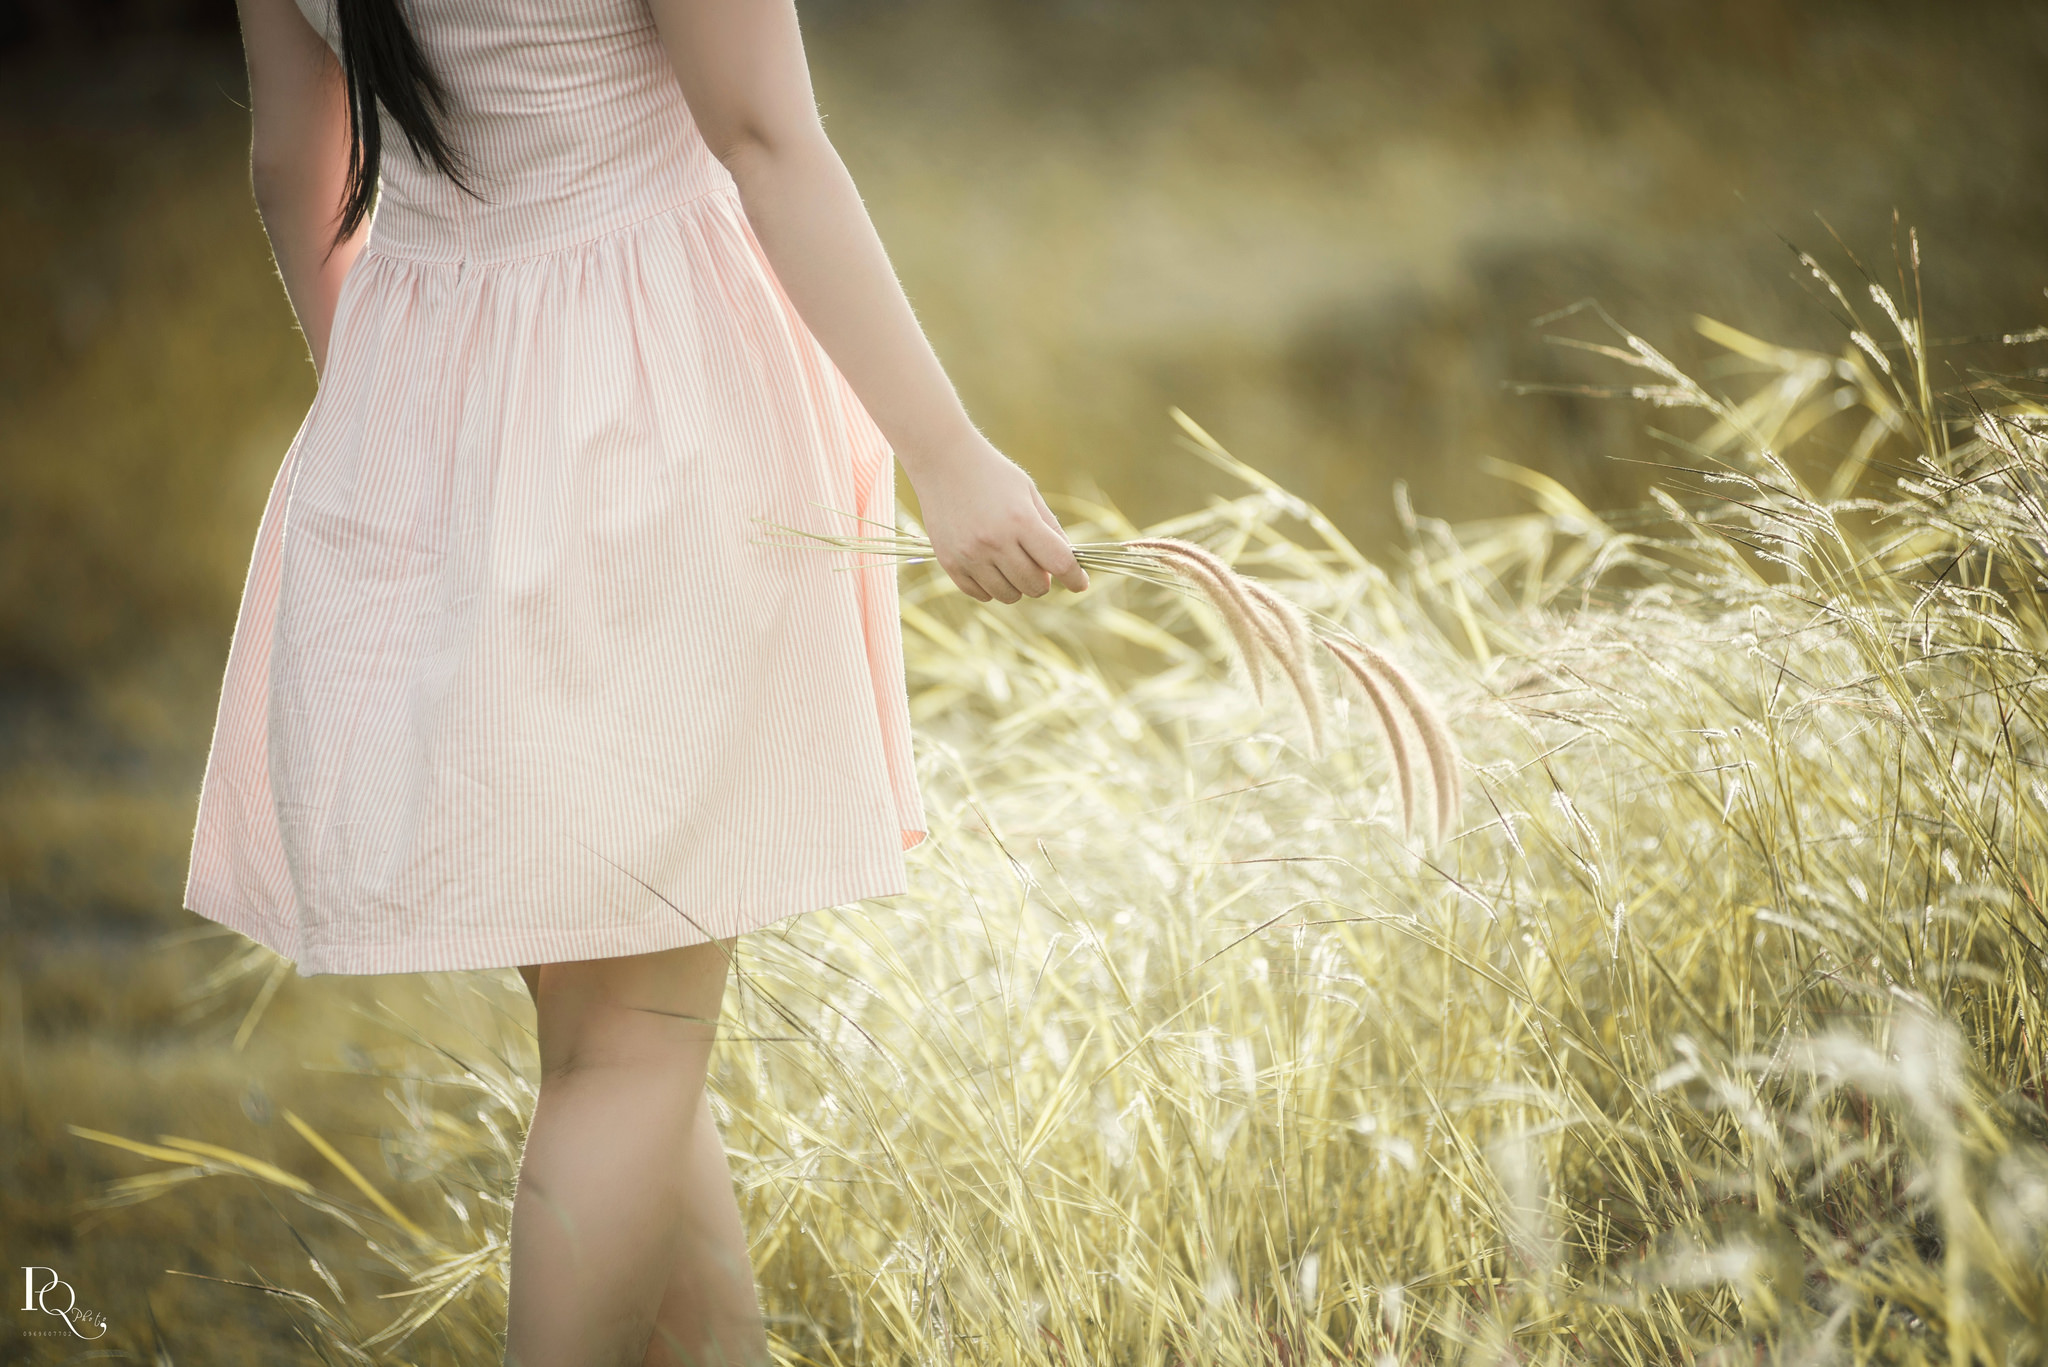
left=235, top=0, right=364, bottom=376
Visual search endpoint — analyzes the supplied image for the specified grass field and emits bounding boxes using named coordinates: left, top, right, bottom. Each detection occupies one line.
left=13, top=258, right=2048, bottom=1361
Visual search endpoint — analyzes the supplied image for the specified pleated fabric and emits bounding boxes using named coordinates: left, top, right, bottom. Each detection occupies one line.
left=182, top=0, right=926, bottom=976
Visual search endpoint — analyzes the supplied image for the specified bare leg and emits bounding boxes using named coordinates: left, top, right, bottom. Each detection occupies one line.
left=641, top=1095, right=770, bottom=1367
left=505, top=940, right=751, bottom=1367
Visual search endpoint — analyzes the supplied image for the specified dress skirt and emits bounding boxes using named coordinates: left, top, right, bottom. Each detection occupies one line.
left=182, top=183, right=928, bottom=976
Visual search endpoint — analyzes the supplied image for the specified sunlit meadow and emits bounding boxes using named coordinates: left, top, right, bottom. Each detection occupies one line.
left=51, top=254, right=2048, bottom=1364
left=8, top=4, right=2048, bottom=1360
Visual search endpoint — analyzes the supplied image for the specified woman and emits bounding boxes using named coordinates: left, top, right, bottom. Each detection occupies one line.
left=185, top=0, right=1088, bottom=1361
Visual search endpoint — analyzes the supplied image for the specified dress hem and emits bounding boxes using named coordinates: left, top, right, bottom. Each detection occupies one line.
left=183, top=832, right=926, bottom=977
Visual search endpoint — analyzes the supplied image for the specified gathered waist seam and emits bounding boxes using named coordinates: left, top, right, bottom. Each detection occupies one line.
left=362, top=180, right=739, bottom=270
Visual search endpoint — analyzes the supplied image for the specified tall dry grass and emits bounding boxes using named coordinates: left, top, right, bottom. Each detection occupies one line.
left=64, top=251, right=2048, bottom=1364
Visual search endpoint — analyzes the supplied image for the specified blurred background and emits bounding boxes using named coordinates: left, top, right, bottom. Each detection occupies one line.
left=4, top=0, right=2047, bottom=1354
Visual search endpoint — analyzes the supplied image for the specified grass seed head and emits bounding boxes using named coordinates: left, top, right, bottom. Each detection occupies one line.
left=1328, top=631, right=1463, bottom=842
left=1323, top=634, right=1422, bottom=837
left=1124, top=537, right=1279, bottom=706
left=1237, top=575, right=1329, bottom=756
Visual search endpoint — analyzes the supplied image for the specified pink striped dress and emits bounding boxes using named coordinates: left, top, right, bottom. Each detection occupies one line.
left=183, top=0, right=927, bottom=976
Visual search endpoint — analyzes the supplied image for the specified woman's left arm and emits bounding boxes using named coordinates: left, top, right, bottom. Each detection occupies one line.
left=235, top=0, right=363, bottom=375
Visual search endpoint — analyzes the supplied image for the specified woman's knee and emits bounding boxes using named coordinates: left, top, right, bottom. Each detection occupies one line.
left=529, top=938, right=736, bottom=1081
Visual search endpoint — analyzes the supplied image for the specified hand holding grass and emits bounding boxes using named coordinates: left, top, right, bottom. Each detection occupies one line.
left=767, top=516, right=1464, bottom=843
left=903, top=432, right=1091, bottom=603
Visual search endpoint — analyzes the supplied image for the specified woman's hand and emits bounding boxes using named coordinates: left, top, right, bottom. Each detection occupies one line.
left=908, top=434, right=1089, bottom=603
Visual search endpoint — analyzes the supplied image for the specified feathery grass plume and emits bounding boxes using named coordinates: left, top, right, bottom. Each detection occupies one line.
left=1326, top=629, right=1463, bottom=842
left=1320, top=634, right=1419, bottom=836
left=1099, top=535, right=1456, bottom=836
left=1119, top=536, right=1276, bottom=706
left=1081, top=535, right=1449, bottom=806
left=1234, top=575, right=1329, bottom=757
left=754, top=515, right=1458, bottom=821
left=1125, top=536, right=1331, bottom=753
left=1130, top=526, right=1460, bottom=839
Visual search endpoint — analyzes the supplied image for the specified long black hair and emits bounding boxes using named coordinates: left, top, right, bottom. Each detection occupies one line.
left=330, top=0, right=474, bottom=248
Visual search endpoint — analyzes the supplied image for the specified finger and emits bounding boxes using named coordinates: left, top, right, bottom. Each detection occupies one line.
left=966, top=558, right=1024, bottom=604
left=992, top=540, right=1053, bottom=598
left=1021, top=517, right=1089, bottom=593
left=941, top=559, right=992, bottom=602
left=1021, top=491, right=1088, bottom=590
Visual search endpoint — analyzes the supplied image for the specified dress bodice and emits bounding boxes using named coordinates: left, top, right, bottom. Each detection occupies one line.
left=292, top=0, right=734, bottom=264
